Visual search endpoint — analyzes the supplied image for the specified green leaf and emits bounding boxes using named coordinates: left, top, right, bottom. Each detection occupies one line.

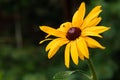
left=53, top=71, right=75, bottom=80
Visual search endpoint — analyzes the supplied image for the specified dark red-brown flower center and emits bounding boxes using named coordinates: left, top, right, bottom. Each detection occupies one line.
left=66, top=27, right=81, bottom=40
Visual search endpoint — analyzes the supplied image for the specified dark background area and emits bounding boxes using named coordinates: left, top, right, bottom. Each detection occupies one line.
left=0, top=0, right=120, bottom=80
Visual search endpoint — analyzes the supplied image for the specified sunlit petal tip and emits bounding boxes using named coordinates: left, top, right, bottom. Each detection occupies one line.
left=65, top=64, right=69, bottom=68
left=39, top=26, right=49, bottom=31
left=100, top=10, right=102, bottom=12
left=97, top=10, right=102, bottom=15
left=48, top=45, right=59, bottom=59
left=95, top=17, right=102, bottom=21
left=39, top=26, right=45, bottom=30
left=96, top=17, right=102, bottom=25
left=92, top=6, right=102, bottom=15
left=80, top=56, right=85, bottom=60
left=74, top=61, right=78, bottom=65
left=81, top=2, right=85, bottom=4
left=39, top=38, right=53, bottom=44
left=80, top=2, right=85, bottom=7
left=39, top=26, right=41, bottom=29
left=99, top=6, right=102, bottom=8
left=48, top=52, right=51, bottom=59
left=96, top=6, right=102, bottom=10
left=48, top=54, right=52, bottom=59
left=81, top=58, right=84, bottom=61
left=45, top=34, right=50, bottom=38
left=101, top=46, right=106, bottom=50
left=45, top=48, right=49, bottom=52
left=98, top=26, right=111, bottom=33
left=95, top=34, right=103, bottom=38
left=86, top=55, right=89, bottom=59
left=99, top=17, right=102, bottom=20
left=84, top=53, right=89, bottom=59
left=101, top=27, right=111, bottom=33
left=77, top=2, right=85, bottom=11
left=107, top=27, right=111, bottom=30
left=39, top=26, right=44, bottom=31
left=39, top=40, right=44, bottom=44
left=98, top=35, right=103, bottom=38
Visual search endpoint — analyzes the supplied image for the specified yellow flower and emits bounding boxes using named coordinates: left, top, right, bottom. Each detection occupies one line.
left=39, top=2, right=110, bottom=68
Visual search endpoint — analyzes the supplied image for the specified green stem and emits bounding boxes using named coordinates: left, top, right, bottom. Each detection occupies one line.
left=87, top=59, right=98, bottom=80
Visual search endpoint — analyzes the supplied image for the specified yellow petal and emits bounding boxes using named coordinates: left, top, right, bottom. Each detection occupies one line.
left=46, top=38, right=68, bottom=51
left=77, top=37, right=89, bottom=58
left=86, top=6, right=102, bottom=18
left=45, top=34, right=50, bottom=38
left=83, top=26, right=110, bottom=34
left=46, top=22, right=72, bottom=37
left=76, top=39, right=84, bottom=60
left=87, top=17, right=102, bottom=27
left=72, top=2, right=85, bottom=27
left=40, top=26, right=66, bottom=38
left=85, top=37, right=105, bottom=49
left=58, top=22, right=72, bottom=32
left=65, top=42, right=71, bottom=68
left=46, top=38, right=60, bottom=51
left=70, top=41, right=78, bottom=65
left=48, top=38, right=69, bottom=59
left=39, top=38, right=53, bottom=44
left=48, top=44, right=60, bottom=59
left=82, top=30, right=103, bottom=38
left=81, top=6, right=102, bottom=29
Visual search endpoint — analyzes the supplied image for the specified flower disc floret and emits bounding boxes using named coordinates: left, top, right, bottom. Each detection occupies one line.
left=66, top=27, right=81, bottom=40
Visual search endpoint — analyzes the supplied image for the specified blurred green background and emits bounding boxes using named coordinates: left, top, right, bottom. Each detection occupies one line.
left=0, top=0, right=120, bottom=80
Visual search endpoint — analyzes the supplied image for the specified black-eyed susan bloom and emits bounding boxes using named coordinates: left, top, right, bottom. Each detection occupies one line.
left=39, top=2, right=110, bottom=68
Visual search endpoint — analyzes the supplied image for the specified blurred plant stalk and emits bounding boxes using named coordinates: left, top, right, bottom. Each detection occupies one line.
left=15, top=13, right=23, bottom=48
left=87, top=59, right=98, bottom=80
